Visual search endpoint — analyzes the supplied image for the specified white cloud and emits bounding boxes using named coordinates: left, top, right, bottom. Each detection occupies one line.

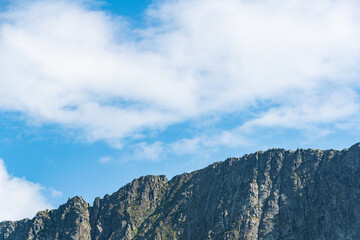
left=0, top=159, right=53, bottom=221
left=241, top=88, right=360, bottom=129
left=0, top=0, right=359, bottom=145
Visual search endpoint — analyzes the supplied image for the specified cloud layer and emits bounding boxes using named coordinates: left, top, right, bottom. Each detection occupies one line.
left=0, top=0, right=359, bottom=148
left=0, top=159, right=52, bottom=221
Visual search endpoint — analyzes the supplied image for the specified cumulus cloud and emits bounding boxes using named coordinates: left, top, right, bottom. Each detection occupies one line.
left=0, top=159, right=53, bottom=221
left=0, top=0, right=359, bottom=146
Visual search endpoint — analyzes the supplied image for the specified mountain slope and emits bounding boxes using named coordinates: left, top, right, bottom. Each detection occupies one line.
left=1, top=143, right=360, bottom=240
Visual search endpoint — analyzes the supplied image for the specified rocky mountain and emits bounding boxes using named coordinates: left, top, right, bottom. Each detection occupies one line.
left=1, top=143, right=360, bottom=240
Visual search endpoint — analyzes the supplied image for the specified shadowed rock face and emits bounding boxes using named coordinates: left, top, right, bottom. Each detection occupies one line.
left=1, top=143, right=360, bottom=240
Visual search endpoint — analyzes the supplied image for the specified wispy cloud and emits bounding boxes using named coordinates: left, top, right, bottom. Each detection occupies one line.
left=134, top=141, right=164, bottom=161
left=0, top=0, right=359, bottom=147
left=170, top=130, right=249, bottom=156
left=98, top=156, right=112, bottom=164
left=242, top=88, right=360, bottom=130
left=49, top=187, right=63, bottom=198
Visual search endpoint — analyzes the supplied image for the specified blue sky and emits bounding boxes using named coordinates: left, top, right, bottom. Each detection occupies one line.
left=0, top=0, right=359, bottom=220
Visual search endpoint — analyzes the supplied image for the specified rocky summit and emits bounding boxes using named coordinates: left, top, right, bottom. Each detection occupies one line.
left=1, top=143, right=360, bottom=240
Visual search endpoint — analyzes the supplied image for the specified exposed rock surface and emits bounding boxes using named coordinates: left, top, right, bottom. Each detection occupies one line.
left=1, top=143, right=360, bottom=239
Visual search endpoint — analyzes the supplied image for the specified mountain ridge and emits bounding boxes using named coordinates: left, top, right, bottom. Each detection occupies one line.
left=1, top=143, right=360, bottom=239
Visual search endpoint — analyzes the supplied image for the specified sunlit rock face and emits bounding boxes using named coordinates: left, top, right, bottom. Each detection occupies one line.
left=1, top=143, right=360, bottom=240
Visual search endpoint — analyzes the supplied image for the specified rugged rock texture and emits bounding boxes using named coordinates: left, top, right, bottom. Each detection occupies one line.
left=0, top=196, right=90, bottom=240
left=1, top=143, right=360, bottom=239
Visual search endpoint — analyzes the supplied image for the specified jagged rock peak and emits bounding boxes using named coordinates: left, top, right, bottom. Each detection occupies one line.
left=67, top=196, right=88, bottom=205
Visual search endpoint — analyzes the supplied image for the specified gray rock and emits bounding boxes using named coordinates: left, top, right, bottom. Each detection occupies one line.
left=1, top=143, right=360, bottom=239
left=0, top=196, right=90, bottom=240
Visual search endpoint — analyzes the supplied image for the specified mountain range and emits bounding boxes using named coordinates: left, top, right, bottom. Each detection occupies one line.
left=1, top=143, right=360, bottom=239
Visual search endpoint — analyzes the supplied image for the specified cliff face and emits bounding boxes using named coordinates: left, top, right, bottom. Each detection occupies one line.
left=1, top=143, right=360, bottom=240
